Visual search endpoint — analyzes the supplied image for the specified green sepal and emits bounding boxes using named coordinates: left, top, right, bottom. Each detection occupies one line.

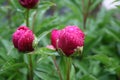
left=32, top=35, right=38, bottom=49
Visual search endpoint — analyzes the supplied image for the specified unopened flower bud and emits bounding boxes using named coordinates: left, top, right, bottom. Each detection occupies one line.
left=19, top=0, right=39, bottom=9
left=12, top=26, right=34, bottom=52
left=51, top=26, right=85, bottom=56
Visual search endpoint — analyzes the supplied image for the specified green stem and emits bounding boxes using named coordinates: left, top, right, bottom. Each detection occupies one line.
left=26, top=9, right=33, bottom=80
left=82, top=0, right=91, bottom=30
left=66, top=57, right=71, bottom=80
left=28, top=55, right=33, bottom=80
left=26, top=9, right=29, bottom=27
left=52, top=56, right=63, bottom=80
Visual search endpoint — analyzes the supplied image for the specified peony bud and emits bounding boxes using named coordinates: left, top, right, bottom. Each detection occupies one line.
left=51, top=26, right=85, bottom=56
left=12, top=26, right=34, bottom=52
left=19, top=0, right=39, bottom=9
left=51, top=29, right=60, bottom=48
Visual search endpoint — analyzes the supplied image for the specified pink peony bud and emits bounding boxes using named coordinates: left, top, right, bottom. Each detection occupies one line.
left=51, top=29, right=60, bottom=48
left=12, top=26, right=34, bottom=52
left=19, top=0, right=39, bottom=9
left=51, top=26, right=85, bottom=56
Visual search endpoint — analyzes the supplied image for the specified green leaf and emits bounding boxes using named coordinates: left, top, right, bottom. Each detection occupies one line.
left=80, top=75, right=97, bottom=80
left=70, top=65, right=76, bottom=80
left=0, top=59, right=26, bottom=74
left=29, top=47, right=58, bottom=56
left=83, top=36, right=102, bottom=54
left=38, top=1, right=56, bottom=11
left=1, top=39, right=13, bottom=53
left=90, top=0, right=102, bottom=11
left=115, top=66, right=120, bottom=75
left=59, top=57, right=67, bottom=80
left=37, top=31, right=50, bottom=42
left=105, top=28, right=120, bottom=42
left=10, top=0, right=24, bottom=12
left=90, top=54, right=119, bottom=68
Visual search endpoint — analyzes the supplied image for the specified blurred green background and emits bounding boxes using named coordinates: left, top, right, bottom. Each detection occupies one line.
left=0, top=0, right=120, bottom=80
